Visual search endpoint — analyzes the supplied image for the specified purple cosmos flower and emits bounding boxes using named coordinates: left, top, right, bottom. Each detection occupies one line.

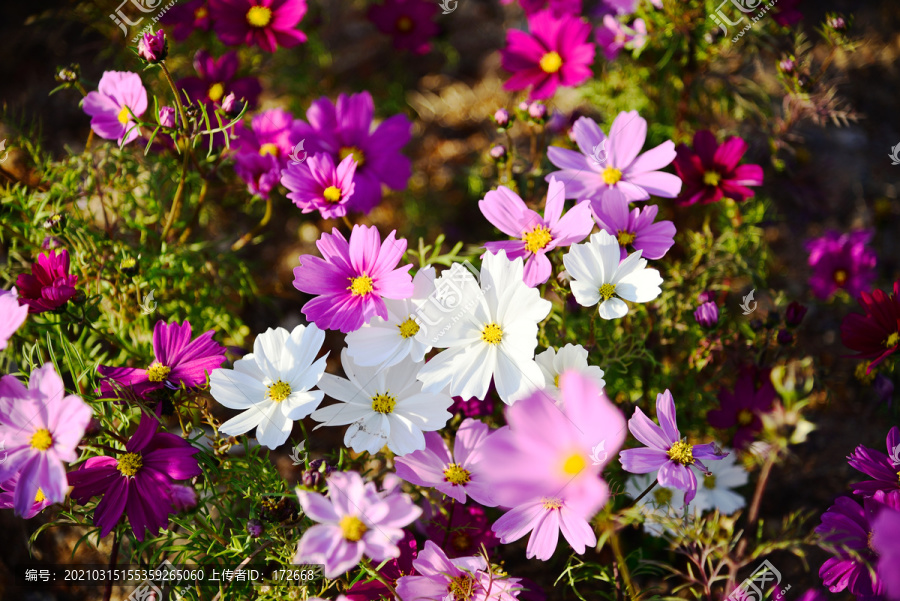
left=367, top=0, right=438, bottom=54
left=177, top=50, right=262, bottom=110
left=773, top=0, right=802, bottom=27
left=234, top=153, right=281, bottom=198
left=345, top=532, right=418, bottom=601
left=450, top=395, right=495, bottom=418
left=594, top=15, right=647, bottom=61
left=209, top=0, right=308, bottom=53
left=479, top=177, right=593, bottom=287
left=707, top=367, right=776, bottom=450
left=546, top=113, right=682, bottom=204
left=594, top=0, right=637, bottom=16
left=848, top=426, right=900, bottom=498
left=0, top=471, right=53, bottom=518
left=281, top=153, right=358, bottom=219
left=421, top=502, right=499, bottom=558
left=137, top=29, right=167, bottom=63
left=160, top=0, right=212, bottom=41
left=501, top=9, right=595, bottom=100
left=395, top=418, right=496, bottom=506
left=805, top=230, right=877, bottom=301
left=15, top=249, right=79, bottom=314
left=232, top=108, right=303, bottom=197
left=786, top=301, right=808, bottom=327
left=82, top=71, right=147, bottom=146
left=68, top=410, right=202, bottom=541
left=694, top=301, right=719, bottom=328
left=795, top=591, right=829, bottom=601
left=293, top=470, right=422, bottom=578
left=0, top=364, right=92, bottom=516
left=673, top=130, right=765, bottom=206
left=592, top=190, right=675, bottom=260
left=0, top=287, right=28, bottom=349
left=294, top=91, right=412, bottom=213
left=815, top=495, right=886, bottom=598
left=292, top=225, right=414, bottom=333
left=872, top=501, right=900, bottom=600
left=620, top=390, right=728, bottom=506
left=841, top=281, right=900, bottom=374
left=97, top=320, right=226, bottom=400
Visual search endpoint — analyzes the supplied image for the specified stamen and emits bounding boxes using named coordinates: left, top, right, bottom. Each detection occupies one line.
left=246, top=5, right=272, bottom=27
left=339, top=515, right=368, bottom=541
left=349, top=275, right=374, bottom=296
left=602, top=166, right=622, bottom=185
left=371, top=393, right=397, bottom=414
left=397, top=317, right=420, bottom=339
left=147, top=362, right=171, bottom=382
left=481, top=323, right=503, bottom=345
left=443, top=463, right=471, bottom=485
left=522, top=226, right=553, bottom=253
left=667, top=440, right=695, bottom=466
left=117, top=452, right=143, bottom=477
left=599, top=283, right=617, bottom=301
left=539, top=51, right=563, bottom=74
left=268, top=380, right=292, bottom=402
left=30, top=429, right=53, bottom=451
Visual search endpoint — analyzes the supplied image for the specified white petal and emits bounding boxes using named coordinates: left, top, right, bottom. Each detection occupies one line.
left=210, top=369, right=266, bottom=409
left=598, top=297, right=628, bottom=320
left=616, top=268, right=663, bottom=302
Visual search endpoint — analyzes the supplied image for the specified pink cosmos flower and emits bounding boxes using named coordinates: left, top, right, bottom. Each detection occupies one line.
left=501, top=9, right=595, bottom=100
left=0, top=471, right=53, bottom=518
left=805, top=230, right=877, bottom=301
left=160, top=0, right=213, bottom=41
left=395, top=418, right=496, bottom=506
left=345, top=532, right=418, bottom=601
left=137, top=29, right=167, bottom=63
left=619, top=390, right=728, bottom=506
left=0, top=287, right=28, bottom=348
left=491, top=491, right=597, bottom=561
left=502, top=0, right=583, bottom=20
left=479, top=178, right=593, bottom=287
left=594, top=15, right=647, bottom=61
left=847, top=426, right=900, bottom=498
left=15, top=249, right=79, bottom=314
left=281, top=153, right=358, bottom=219
left=82, top=71, right=147, bottom=146
left=673, top=130, right=764, bottom=206
left=292, top=225, right=414, bottom=333
left=234, top=154, right=281, bottom=198
left=421, top=502, right=500, bottom=558
left=707, top=366, right=777, bottom=450
left=546, top=113, right=682, bottom=204
left=209, top=0, right=308, bottom=53
left=294, top=471, right=422, bottom=578
left=592, top=190, right=675, bottom=260
left=0, top=364, right=92, bottom=516
left=177, top=50, right=262, bottom=111
left=872, top=500, right=900, bottom=600
left=232, top=108, right=303, bottom=197
left=368, top=0, right=438, bottom=54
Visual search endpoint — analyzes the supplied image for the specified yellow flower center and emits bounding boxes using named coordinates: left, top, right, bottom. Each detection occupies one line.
left=147, top=362, right=171, bottom=382
left=259, top=143, right=280, bottom=157
left=736, top=408, right=754, bottom=426
left=371, top=392, right=397, bottom=414
left=855, top=362, right=877, bottom=384
left=653, top=487, right=673, bottom=505
left=562, top=452, right=587, bottom=475
left=602, top=166, right=622, bottom=185
left=667, top=440, right=695, bottom=466
left=481, top=322, right=503, bottom=345
left=599, top=283, right=617, bottom=301
left=451, top=533, right=471, bottom=552
left=541, top=497, right=563, bottom=510
left=539, top=51, right=563, bottom=74
left=246, top=5, right=272, bottom=27
left=833, top=269, right=848, bottom=286
left=339, top=146, right=365, bottom=167
left=448, top=574, right=476, bottom=601
left=117, top=452, right=143, bottom=477
left=616, top=230, right=636, bottom=246
left=35, top=488, right=46, bottom=503
left=30, top=429, right=53, bottom=451
left=323, top=185, right=342, bottom=203
left=120, top=257, right=136, bottom=269
left=268, top=380, right=292, bottom=402
left=117, top=106, right=131, bottom=125
left=553, top=373, right=560, bottom=388
left=207, top=82, right=225, bottom=102
left=703, top=171, right=721, bottom=186
left=195, top=6, right=208, bottom=19
left=349, top=275, right=374, bottom=296
left=885, top=332, right=900, bottom=349
left=522, top=226, right=553, bottom=253
left=339, top=515, right=368, bottom=542
left=397, top=317, right=420, bottom=339
left=395, top=15, right=414, bottom=32
left=443, top=463, right=471, bottom=485
left=703, top=473, right=717, bottom=489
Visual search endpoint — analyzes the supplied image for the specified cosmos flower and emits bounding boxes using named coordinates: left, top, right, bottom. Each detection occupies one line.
left=311, top=351, right=453, bottom=456
left=594, top=15, right=647, bottom=61
left=160, top=0, right=213, bottom=41
left=68, top=410, right=202, bottom=541
left=233, top=107, right=304, bottom=197
left=591, top=190, right=675, bottom=260
left=137, top=29, right=167, bottom=63
left=0, top=364, right=92, bottom=516
left=690, top=448, right=748, bottom=515
left=841, top=281, right=900, bottom=374
left=210, top=324, right=327, bottom=449
left=177, top=50, right=261, bottom=110
left=0, top=471, right=53, bottom=519
left=625, top=472, right=684, bottom=536
left=421, top=502, right=500, bottom=558
left=815, top=496, right=887, bottom=599
left=707, top=366, right=777, bottom=449
left=294, top=471, right=422, bottom=578
left=281, top=153, right=358, bottom=220
left=0, top=287, right=28, bottom=349
left=534, top=344, right=605, bottom=401
left=367, top=0, right=438, bottom=54
left=773, top=0, right=802, bottom=27
left=345, top=532, right=418, bottom=601
left=847, top=426, right=900, bottom=498
left=293, top=91, right=412, bottom=213
left=209, top=0, right=308, bottom=53
left=872, top=501, right=900, bottom=600
left=693, top=301, right=719, bottom=328
left=546, top=113, right=681, bottom=203
left=292, top=225, right=414, bottom=333
left=479, top=177, right=594, bottom=287
left=673, top=130, right=764, bottom=206
left=805, top=230, right=877, bottom=301
left=563, top=230, right=663, bottom=320
left=394, top=418, right=496, bottom=505
left=82, top=71, right=147, bottom=146
left=619, top=389, right=728, bottom=506
left=502, top=0, right=582, bottom=17
left=15, top=249, right=79, bottom=314
left=501, top=9, right=595, bottom=100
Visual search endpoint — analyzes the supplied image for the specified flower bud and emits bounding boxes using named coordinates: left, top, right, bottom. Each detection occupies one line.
left=159, top=106, right=176, bottom=129
left=489, top=144, right=507, bottom=161
left=55, top=63, right=80, bottom=83
left=493, top=108, right=510, bottom=128
left=785, top=301, right=807, bottom=327
left=137, top=29, right=168, bottom=63
left=247, top=518, right=264, bottom=538
left=528, top=101, right=547, bottom=121
left=693, top=301, right=719, bottom=328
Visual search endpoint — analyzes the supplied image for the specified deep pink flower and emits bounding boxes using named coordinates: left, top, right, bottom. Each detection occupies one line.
left=345, top=532, right=417, bottom=601
left=450, top=395, right=495, bottom=418
left=82, top=71, right=147, bottom=146
left=501, top=9, right=595, bottom=100
left=292, top=225, right=414, bottom=333
left=0, top=287, right=28, bottom=348
left=841, top=281, right=900, bottom=374
left=137, top=29, right=167, bottom=63
left=805, top=230, right=877, bottom=301
left=594, top=15, right=647, bottom=61
left=209, top=0, right=307, bottom=53
left=368, top=0, right=438, bottom=54
left=177, top=50, right=262, bottom=111
left=232, top=108, right=303, bottom=197
left=848, top=426, right=900, bottom=498
left=421, top=502, right=499, bottom=558
left=502, top=0, right=582, bottom=18
left=693, top=301, right=719, bottom=328
left=773, top=0, right=802, bottom=27
left=872, top=500, right=900, bottom=600
left=591, top=190, right=675, bottom=260
left=160, top=0, right=213, bottom=41
left=707, top=366, right=776, bottom=449
left=234, top=153, right=281, bottom=198
left=479, top=177, right=593, bottom=287
left=673, top=130, right=764, bottom=206
left=15, top=249, right=79, bottom=313
left=282, top=153, right=358, bottom=219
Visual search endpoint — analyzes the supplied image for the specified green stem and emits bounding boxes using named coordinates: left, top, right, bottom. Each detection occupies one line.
left=160, top=62, right=189, bottom=132
left=361, top=558, right=398, bottom=598
left=231, top=195, right=273, bottom=251
left=630, top=479, right=658, bottom=507
left=101, top=530, right=120, bottom=601
left=609, top=529, right=636, bottom=599
left=160, top=149, right=190, bottom=244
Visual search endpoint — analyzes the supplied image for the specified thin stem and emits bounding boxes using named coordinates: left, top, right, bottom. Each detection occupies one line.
left=179, top=178, right=209, bottom=243
left=211, top=540, right=274, bottom=601
left=102, top=530, right=120, bottom=601
left=631, top=479, right=658, bottom=507
left=440, top=498, right=457, bottom=550
left=341, top=214, right=353, bottom=230
left=736, top=451, right=776, bottom=558
left=160, top=62, right=189, bottom=132
left=231, top=195, right=272, bottom=251
left=609, top=529, right=636, bottom=599
left=360, top=558, right=398, bottom=598
left=160, top=149, right=190, bottom=243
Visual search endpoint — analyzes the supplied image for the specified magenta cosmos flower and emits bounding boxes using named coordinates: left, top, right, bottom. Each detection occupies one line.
left=0, top=364, right=92, bottom=516
left=546, top=113, right=682, bottom=203
left=395, top=418, right=496, bottom=506
left=345, top=532, right=418, bottom=601
left=292, top=225, right=414, bottom=333
left=82, top=71, right=147, bottom=146
left=232, top=108, right=303, bottom=198
left=707, top=366, right=777, bottom=449
left=773, top=0, right=802, bottom=27
left=368, top=0, right=438, bottom=54
left=294, top=470, right=422, bottom=578
left=592, top=190, right=675, bottom=260
left=673, top=130, right=764, bottom=206
left=848, top=426, right=900, bottom=498
left=502, top=0, right=582, bottom=17
left=281, top=153, right=358, bottom=219
left=841, top=281, right=900, bottom=374
left=15, top=249, right=79, bottom=314
left=501, top=9, right=595, bottom=100
left=421, top=502, right=499, bottom=558
left=209, top=0, right=307, bottom=52
left=805, top=230, right=877, bottom=301
left=619, top=389, right=727, bottom=506
left=177, top=50, right=261, bottom=111
left=68, top=410, right=202, bottom=541
left=97, top=320, right=226, bottom=399
left=0, top=471, right=53, bottom=518
left=479, top=177, right=593, bottom=287
left=595, top=15, right=647, bottom=61
left=0, top=287, right=28, bottom=348
left=294, top=91, right=411, bottom=213
left=872, top=500, right=900, bottom=600
left=160, top=0, right=212, bottom=41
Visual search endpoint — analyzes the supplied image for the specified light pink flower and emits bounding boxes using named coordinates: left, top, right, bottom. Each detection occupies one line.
left=82, top=71, right=148, bottom=146
left=0, top=287, right=28, bottom=349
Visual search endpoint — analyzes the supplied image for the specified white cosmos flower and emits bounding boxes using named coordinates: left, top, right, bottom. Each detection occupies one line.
left=535, top=344, right=606, bottom=401
left=210, top=324, right=328, bottom=450
left=626, top=473, right=684, bottom=537
left=414, top=250, right=552, bottom=404
left=345, top=266, right=435, bottom=368
left=311, top=350, right=453, bottom=456
left=691, top=448, right=747, bottom=515
left=563, top=230, right=663, bottom=320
